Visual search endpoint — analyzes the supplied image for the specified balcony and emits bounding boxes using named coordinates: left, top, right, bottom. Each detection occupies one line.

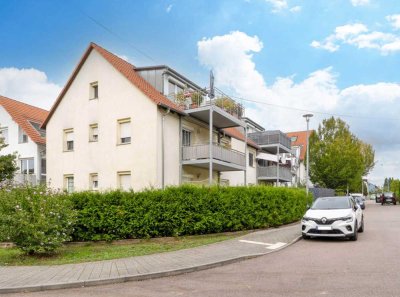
left=257, top=165, right=292, bottom=182
left=168, top=88, right=246, bottom=128
left=248, top=130, right=292, bottom=154
left=14, top=173, right=38, bottom=185
left=182, top=144, right=246, bottom=171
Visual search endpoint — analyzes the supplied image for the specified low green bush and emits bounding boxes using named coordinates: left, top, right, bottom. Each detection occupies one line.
left=70, top=185, right=311, bottom=241
left=0, top=184, right=76, bottom=255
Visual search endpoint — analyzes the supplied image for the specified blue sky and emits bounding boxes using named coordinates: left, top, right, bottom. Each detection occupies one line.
left=0, top=0, right=400, bottom=185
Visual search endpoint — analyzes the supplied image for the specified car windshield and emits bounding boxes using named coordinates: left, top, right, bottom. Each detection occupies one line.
left=384, top=192, right=393, bottom=197
left=311, top=197, right=351, bottom=210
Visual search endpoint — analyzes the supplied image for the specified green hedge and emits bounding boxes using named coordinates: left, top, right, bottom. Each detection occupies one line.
left=70, top=185, right=311, bottom=241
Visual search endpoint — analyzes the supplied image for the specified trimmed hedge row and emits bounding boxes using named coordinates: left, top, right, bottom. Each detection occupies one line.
left=70, top=185, right=311, bottom=241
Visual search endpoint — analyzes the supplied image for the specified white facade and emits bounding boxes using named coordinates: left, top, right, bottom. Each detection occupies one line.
left=46, top=50, right=170, bottom=191
left=0, top=106, right=45, bottom=184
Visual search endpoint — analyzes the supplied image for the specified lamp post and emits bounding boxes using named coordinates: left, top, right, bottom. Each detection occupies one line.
left=303, top=113, right=313, bottom=196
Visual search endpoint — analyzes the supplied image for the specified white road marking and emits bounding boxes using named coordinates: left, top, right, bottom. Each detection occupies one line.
left=239, top=240, right=287, bottom=250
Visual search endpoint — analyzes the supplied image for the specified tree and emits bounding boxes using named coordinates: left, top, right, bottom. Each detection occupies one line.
left=308, top=117, right=375, bottom=192
left=0, top=133, right=18, bottom=183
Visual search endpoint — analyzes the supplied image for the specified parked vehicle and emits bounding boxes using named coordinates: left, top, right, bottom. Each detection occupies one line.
left=376, top=193, right=383, bottom=203
left=350, top=193, right=366, bottom=210
left=354, top=196, right=366, bottom=209
left=369, top=194, right=376, bottom=201
left=381, top=192, right=397, bottom=205
left=301, top=196, right=364, bottom=241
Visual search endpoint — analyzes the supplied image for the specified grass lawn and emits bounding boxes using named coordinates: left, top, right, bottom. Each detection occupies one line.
left=0, top=232, right=248, bottom=266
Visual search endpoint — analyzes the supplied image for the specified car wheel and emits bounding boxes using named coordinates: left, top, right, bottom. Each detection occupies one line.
left=358, top=217, right=364, bottom=233
left=350, top=221, right=358, bottom=241
left=302, top=234, right=309, bottom=240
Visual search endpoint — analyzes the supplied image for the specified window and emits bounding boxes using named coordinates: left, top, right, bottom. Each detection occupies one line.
left=118, top=171, right=131, bottom=191
left=182, top=129, right=192, bottom=146
left=64, top=175, right=74, bottom=193
left=41, top=158, right=46, bottom=175
left=291, top=136, right=298, bottom=142
left=90, top=173, right=98, bottom=191
left=90, top=82, right=98, bottom=99
left=20, top=158, right=34, bottom=174
left=29, top=121, right=46, bottom=137
left=249, top=152, right=254, bottom=167
left=0, top=128, right=8, bottom=144
left=89, top=124, right=99, bottom=142
left=118, top=119, right=131, bottom=144
left=19, top=126, right=28, bottom=143
left=64, top=129, right=74, bottom=151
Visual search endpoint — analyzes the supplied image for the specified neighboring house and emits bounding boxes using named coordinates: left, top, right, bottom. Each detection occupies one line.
left=43, top=43, right=258, bottom=192
left=286, top=130, right=314, bottom=186
left=0, top=95, right=48, bottom=184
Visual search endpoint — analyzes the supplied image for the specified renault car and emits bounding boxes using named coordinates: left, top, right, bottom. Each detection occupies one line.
left=301, top=196, right=364, bottom=241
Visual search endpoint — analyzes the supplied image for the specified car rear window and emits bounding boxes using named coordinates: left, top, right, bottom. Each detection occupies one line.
left=384, top=192, right=393, bottom=197
left=311, top=197, right=351, bottom=210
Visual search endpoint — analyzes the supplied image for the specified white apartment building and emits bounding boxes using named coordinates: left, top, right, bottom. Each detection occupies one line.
left=43, top=43, right=259, bottom=192
left=0, top=96, right=48, bottom=184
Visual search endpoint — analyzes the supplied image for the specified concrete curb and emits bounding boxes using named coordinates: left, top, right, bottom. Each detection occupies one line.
left=0, top=235, right=302, bottom=294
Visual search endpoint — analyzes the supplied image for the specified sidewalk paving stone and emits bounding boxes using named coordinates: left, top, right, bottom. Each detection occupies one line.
left=0, top=223, right=301, bottom=294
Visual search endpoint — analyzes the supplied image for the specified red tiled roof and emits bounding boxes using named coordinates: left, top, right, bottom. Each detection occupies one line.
left=286, top=130, right=314, bottom=160
left=224, top=127, right=259, bottom=149
left=42, top=42, right=184, bottom=127
left=0, top=95, right=48, bottom=144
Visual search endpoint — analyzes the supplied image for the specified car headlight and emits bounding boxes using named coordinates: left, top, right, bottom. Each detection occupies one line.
left=343, top=216, right=353, bottom=223
left=302, top=216, right=311, bottom=222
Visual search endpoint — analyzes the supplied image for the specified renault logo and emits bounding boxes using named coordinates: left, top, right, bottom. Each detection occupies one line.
left=321, top=217, right=327, bottom=224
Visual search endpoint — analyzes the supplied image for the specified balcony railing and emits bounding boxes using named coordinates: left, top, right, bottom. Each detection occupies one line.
left=248, top=130, right=291, bottom=149
left=168, top=87, right=245, bottom=119
left=14, top=173, right=38, bottom=185
left=182, top=144, right=246, bottom=167
left=257, top=165, right=292, bottom=181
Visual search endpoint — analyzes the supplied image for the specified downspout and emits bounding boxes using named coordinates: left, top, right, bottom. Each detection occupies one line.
left=179, top=115, right=182, bottom=185
left=162, top=108, right=171, bottom=189
left=244, top=124, right=248, bottom=186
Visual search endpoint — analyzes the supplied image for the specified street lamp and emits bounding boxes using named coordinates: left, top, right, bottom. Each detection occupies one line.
left=303, top=113, right=313, bottom=196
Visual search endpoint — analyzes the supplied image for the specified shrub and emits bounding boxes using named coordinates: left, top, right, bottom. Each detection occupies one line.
left=69, top=185, right=311, bottom=241
left=0, top=184, right=76, bottom=255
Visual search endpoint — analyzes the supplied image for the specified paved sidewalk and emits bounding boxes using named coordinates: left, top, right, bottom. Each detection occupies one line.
left=0, top=223, right=301, bottom=294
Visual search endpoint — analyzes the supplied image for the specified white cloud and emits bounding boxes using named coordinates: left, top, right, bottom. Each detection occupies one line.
left=264, top=0, right=301, bottom=13
left=289, top=5, right=302, bottom=13
left=386, top=14, right=400, bottom=30
left=117, top=54, right=129, bottom=62
left=350, top=0, right=370, bottom=6
left=198, top=31, right=400, bottom=185
left=0, top=67, right=60, bottom=110
left=166, top=4, right=173, bottom=13
left=311, top=21, right=400, bottom=54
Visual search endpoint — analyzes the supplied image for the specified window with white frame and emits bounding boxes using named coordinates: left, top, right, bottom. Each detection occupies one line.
left=64, top=129, right=74, bottom=151
left=20, top=158, right=34, bottom=174
left=64, top=175, right=74, bottom=193
left=90, top=173, right=98, bottom=190
left=118, top=119, right=131, bottom=144
left=90, top=82, right=98, bottom=99
left=89, top=124, right=99, bottom=142
left=0, top=128, right=8, bottom=144
left=18, top=126, right=28, bottom=143
left=118, top=171, right=131, bottom=191
left=182, top=129, right=192, bottom=146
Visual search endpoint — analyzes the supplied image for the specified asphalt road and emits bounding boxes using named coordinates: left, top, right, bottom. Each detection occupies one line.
left=12, top=201, right=400, bottom=297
